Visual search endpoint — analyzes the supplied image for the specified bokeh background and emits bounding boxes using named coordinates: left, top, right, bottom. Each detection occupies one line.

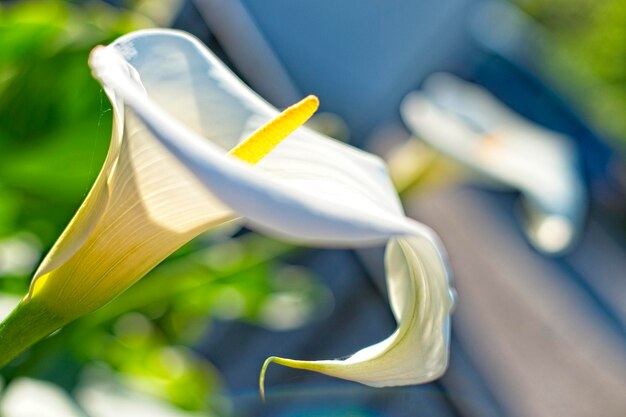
left=0, top=0, right=625, bottom=416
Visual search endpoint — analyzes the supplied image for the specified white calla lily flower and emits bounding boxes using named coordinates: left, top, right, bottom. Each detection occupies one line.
left=0, top=30, right=454, bottom=391
left=401, top=73, right=586, bottom=254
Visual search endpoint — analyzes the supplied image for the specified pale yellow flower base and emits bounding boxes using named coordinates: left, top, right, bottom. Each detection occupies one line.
left=0, top=96, right=318, bottom=368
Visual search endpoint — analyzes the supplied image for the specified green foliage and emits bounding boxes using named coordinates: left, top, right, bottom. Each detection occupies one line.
left=517, top=0, right=626, bottom=145
left=0, top=1, right=150, bottom=247
left=0, top=1, right=331, bottom=414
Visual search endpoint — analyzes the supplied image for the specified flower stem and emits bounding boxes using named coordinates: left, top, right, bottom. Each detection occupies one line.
left=0, top=299, right=67, bottom=368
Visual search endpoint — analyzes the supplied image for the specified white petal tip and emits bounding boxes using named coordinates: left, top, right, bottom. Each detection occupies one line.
left=529, top=215, right=576, bottom=254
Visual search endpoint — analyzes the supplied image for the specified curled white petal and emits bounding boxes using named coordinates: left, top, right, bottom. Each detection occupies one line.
left=261, top=232, right=453, bottom=390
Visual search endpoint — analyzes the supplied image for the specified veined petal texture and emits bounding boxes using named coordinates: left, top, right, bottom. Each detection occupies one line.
left=89, top=29, right=454, bottom=388
left=90, top=30, right=408, bottom=245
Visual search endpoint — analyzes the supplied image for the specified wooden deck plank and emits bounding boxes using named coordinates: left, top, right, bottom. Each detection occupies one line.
left=408, top=186, right=626, bottom=417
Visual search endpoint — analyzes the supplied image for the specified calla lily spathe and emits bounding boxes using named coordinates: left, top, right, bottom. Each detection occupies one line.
left=0, top=29, right=454, bottom=390
left=401, top=73, right=586, bottom=254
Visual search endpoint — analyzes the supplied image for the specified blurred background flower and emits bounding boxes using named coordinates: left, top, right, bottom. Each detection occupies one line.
left=401, top=73, right=587, bottom=254
left=1, top=0, right=625, bottom=416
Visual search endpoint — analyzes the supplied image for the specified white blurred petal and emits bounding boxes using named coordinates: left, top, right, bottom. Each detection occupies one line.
left=401, top=73, right=586, bottom=253
left=0, top=296, right=21, bottom=322
left=1, top=378, right=84, bottom=417
left=0, top=235, right=40, bottom=276
left=76, top=381, right=206, bottom=417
